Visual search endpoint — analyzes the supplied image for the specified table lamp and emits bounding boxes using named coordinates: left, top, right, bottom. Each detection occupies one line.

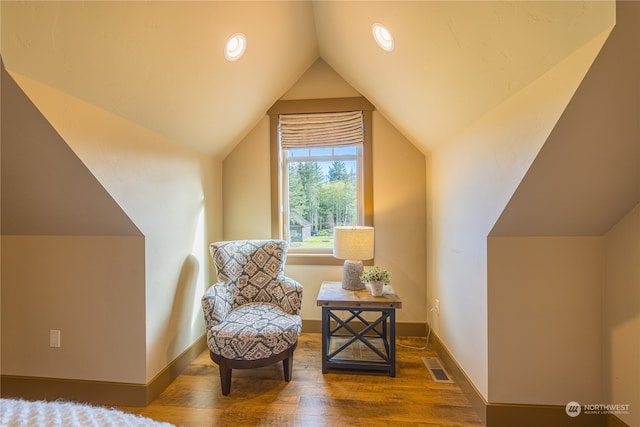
left=333, top=226, right=374, bottom=290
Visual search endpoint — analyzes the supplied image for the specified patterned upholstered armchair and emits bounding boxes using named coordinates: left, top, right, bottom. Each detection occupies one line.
left=201, top=240, right=303, bottom=395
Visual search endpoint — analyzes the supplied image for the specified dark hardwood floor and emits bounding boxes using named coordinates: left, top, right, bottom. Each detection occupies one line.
left=118, top=333, right=484, bottom=427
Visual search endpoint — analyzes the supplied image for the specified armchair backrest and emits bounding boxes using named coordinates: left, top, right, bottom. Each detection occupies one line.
left=210, top=240, right=289, bottom=307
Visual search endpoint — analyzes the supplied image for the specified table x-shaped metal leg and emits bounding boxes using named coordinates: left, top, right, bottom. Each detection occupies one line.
left=321, top=306, right=396, bottom=376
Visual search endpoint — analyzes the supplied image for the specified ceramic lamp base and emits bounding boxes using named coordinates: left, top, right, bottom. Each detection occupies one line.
left=342, top=260, right=365, bottom=290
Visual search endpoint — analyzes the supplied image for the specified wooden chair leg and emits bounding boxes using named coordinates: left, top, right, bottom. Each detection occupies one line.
left=282, top=348, right=294, bottom=382
left=218, top=363, right=232, bottom=396
left=211, top=342, right=298, bottom=394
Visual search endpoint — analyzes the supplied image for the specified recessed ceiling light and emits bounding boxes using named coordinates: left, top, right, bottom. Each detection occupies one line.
left=224, top=33, right=246, bottom=61
left=372, top=23, right=394, bottom=52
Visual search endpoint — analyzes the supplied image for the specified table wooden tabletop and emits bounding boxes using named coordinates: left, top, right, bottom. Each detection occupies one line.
left=316, top=281, right=402, bottom=309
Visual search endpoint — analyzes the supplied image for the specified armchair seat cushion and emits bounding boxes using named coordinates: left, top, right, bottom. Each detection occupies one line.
left=207, top=302, right=302, bottom=361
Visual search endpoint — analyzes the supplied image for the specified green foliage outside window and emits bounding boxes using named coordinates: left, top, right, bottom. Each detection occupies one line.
left=288, top=160, right=357, bottom=242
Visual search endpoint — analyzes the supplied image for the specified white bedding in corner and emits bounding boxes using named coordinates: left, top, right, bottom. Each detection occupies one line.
left=0, top=398, right=174, bottom=427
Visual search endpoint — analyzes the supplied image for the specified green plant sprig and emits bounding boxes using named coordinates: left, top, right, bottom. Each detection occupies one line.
left=360, top=266, right=391, bottom=284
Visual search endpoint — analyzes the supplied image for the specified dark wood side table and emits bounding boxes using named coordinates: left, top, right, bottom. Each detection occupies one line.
left=316, top=281, right=402, bottom=377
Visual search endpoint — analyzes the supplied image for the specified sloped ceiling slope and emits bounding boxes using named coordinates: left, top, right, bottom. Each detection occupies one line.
left=314, top=1, right=614, bottom=152
left=1, top=1, right=614, bottom=157
left=1, top=60, right=142, bottom=236
left=491, top=0, right=639, bottom=236
left=1, top=1, right=318, bottom=157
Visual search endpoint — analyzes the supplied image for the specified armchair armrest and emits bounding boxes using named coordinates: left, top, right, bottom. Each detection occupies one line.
left=279, top=277, right=303, bottom=316
left=201, top=282, right=233, bottom=327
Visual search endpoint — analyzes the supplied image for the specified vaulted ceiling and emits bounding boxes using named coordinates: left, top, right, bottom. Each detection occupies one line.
left=1, top=1, right=614, bottom=157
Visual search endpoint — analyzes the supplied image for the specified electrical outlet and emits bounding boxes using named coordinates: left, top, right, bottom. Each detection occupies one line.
left=50, top=330, right=61, bottom=348
left=435, top=299, right=440, bottom=314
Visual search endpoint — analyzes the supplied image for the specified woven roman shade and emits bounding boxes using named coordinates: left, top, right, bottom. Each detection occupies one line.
left=279, top=110, right=364, bottom=149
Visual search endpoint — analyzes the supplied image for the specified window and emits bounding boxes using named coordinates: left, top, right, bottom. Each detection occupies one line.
left=284, top=141, right=361, bottom=247
left=268, top=98, right=374, bottom=264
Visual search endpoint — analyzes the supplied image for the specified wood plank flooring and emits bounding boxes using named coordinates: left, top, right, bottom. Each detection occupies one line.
left=118, top=333, right=484, bottom=427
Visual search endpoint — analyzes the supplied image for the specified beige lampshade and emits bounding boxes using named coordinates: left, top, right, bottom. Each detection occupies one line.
left=333, top=226, right=374, bottom=260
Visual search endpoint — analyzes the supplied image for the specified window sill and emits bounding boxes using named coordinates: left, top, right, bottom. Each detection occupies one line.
left=286, top=252, right=374, bottom=266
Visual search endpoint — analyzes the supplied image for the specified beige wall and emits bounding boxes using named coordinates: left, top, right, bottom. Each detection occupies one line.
left=604, top=203, right=640, bottom=427
left=482, top=2, right=638, bottom=413
left=427, top=28, right=609, bottom=400
left=2, top=236, right=146, bottom=382
left=488, top=236, right=604, bottom=404
left=223, top=116, right=272, bottom=240
left=4, top=71, right=222, bottom=383
left=487, top=203, right=640, bottom=419
left=223, top=60, right=427, bottom=323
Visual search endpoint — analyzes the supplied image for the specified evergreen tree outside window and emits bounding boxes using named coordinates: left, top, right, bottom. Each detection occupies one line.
left=284, top=145, right=361, bottom=248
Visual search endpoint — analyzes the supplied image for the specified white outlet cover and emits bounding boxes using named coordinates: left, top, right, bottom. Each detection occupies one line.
left=50, top=330, right=61, bottom=348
